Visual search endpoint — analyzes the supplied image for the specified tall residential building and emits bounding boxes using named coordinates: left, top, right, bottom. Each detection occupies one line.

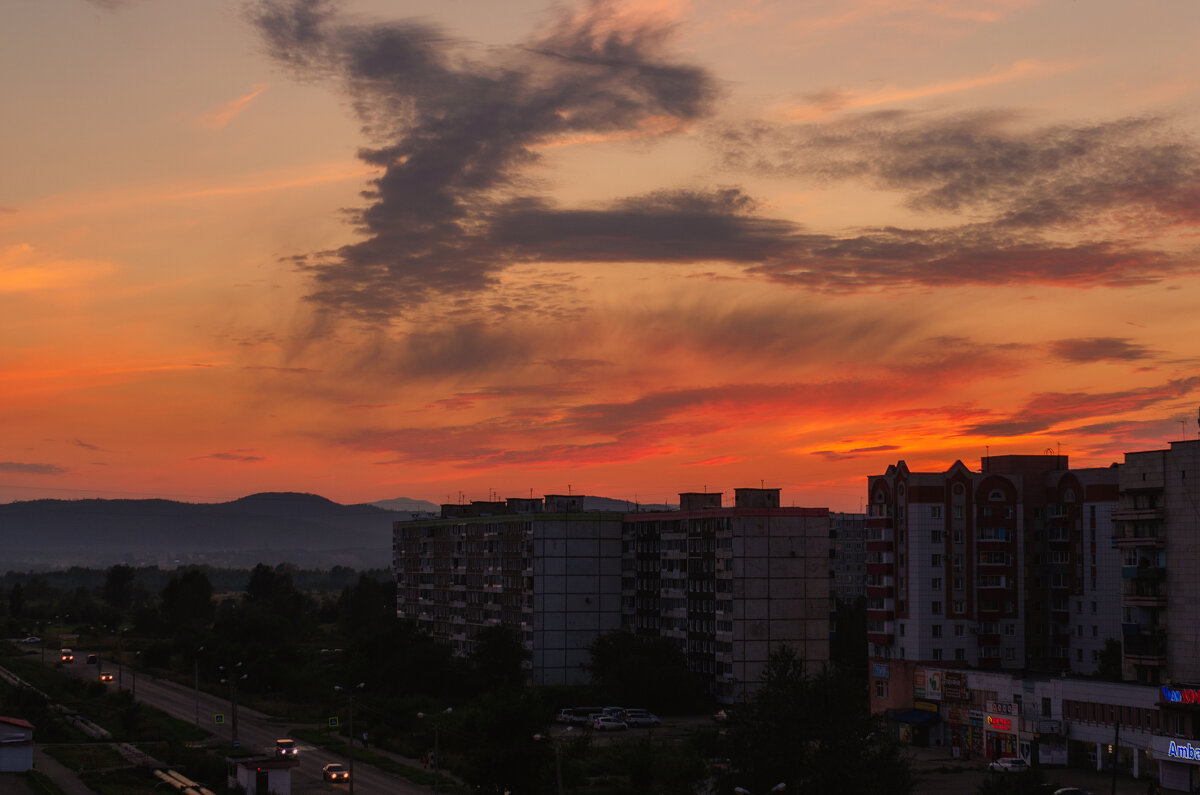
left=865, top=456, right=1119, bottom=704
left=621, top=489, right=832, bottom=703
left=1113, top=438, right=1200, bottom=684
left=393, top=495, right=623, bottom=686
left=831, top=511, right=867, bottom=605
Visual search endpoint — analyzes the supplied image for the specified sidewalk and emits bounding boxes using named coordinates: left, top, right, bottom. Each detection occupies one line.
left=907, top=745, right=1176, bottom=795
left=33, top=746, right=98, bottom=795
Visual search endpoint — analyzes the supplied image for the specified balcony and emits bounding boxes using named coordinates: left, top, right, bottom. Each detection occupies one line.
left=1112, top=507, right=1164, bottom=522
left=1121, top=565, right=1166, bottom=581
left=1114, top=529, right=1164, bottom=548
left=1123, top=629, right=1167, bottom=666
left=1123, top=580, right=1167, bottom=608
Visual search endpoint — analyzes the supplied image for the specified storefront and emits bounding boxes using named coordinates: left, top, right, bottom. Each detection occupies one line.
left=1151, top=736, right=1200, bottom=792
left=985, top=701, right=1019, bottom=759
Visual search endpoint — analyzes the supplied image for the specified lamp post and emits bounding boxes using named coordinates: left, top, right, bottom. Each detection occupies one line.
left=335, top=683, right=365, bottom=794
left=219, top=662, right=247, bottom=749
left=533, top=727, right=572, bottom=795
left=193, top=646, right=204, bottom=726
left=418, top=707, right=453, bottom=794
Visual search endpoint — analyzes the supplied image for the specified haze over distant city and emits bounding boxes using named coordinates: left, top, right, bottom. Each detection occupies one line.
left=3, top=0, right=1199, bottom=513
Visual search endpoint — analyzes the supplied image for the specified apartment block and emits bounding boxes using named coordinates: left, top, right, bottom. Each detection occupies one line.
left=1113, top=438, right=1200, bottom=684
left=831, top=511, right=867, bottom=605
left=865, top=456, right=1119, bottom=684
left=393, top=495, right=623, bottom=686
left=621, top=489, right=831, bottom=703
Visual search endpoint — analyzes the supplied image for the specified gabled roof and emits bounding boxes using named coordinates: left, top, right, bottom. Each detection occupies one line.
left=0, top=716, right=34, bottom=730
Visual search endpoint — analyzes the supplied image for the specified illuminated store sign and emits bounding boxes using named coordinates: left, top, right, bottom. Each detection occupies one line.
left=1168, top=741, right=1200, bottom=761
left=987, top=715, right=1012, bottom=731
left=1162, top=687, right=1200, bottom=704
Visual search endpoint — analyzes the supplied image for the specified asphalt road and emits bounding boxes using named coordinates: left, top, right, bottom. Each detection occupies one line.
left=42, top=654, right=431, bottom=794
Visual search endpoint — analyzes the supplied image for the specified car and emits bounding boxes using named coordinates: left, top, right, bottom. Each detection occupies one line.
left=99, top=671, right=114, bottom=682
left=322, top=763, right=349, bottom=782
left=275, top=739, right=298, bottom=757
left=60, top=648, right=74, bottom=662
left=592, top=716, right=627, bottom=731
left=988, top=757, right=1029, bottom=773
left=18, top=636, right=40, bottom=644
left=625, top=710, right=662, bottom=727
left=87, top=654, right=98, bottom=665
left=556, top=709, right=575, bottom=724
left=602, top=706, right=627, bottom=720
left=1053, top=788, right=1093, bottom=795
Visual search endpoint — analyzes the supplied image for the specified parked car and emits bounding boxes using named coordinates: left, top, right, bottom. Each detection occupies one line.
left=593, top=716, right=628, bottom=731
left=275, top=739, right=297, bottom=757
left=625, top=710, right=661, bottom=727
left=1052, top=788, right=1093, bottom=795
left=322, top=763, right=349, bottom=782
left=988, top=758, right=1029, bottom=773
left=602, top=706, right=627, bottom=720
left=556, top=709, right=575, bottom=724
left=19, top=636, right=40, bottom=644
left=99, top=671, right=114, bottom=682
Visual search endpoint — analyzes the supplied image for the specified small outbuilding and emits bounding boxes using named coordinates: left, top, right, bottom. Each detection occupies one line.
left=0, top=716, right=34, bottom=773
left=227, top=754, right=299, bottom=795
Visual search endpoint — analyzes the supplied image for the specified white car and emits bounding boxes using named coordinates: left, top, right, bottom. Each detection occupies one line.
left=592, top=716, right=627, bottom=731
left=625, top=710, right=661, bottom=727
left=988, top=758, right=1029, bottom=773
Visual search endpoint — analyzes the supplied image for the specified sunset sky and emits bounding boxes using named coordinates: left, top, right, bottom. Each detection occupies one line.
left=4, top=0, right=1200, bottom=511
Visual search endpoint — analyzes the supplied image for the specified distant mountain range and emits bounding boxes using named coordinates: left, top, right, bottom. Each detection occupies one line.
left=0, top=492, right=674, bottom=572
left=0, top=492, right=435, bottom=572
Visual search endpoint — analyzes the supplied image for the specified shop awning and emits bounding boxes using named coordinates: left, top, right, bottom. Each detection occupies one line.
left=893, top=709, right=941, bottom=725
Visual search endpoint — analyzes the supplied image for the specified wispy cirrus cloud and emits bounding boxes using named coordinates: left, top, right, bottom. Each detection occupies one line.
left=812, top=444, right=901, bottom=461
left=196, top=83, right=270, bottom=130
left=191, top=451, right=265, bottom=463
left=0, top=462, right=67, bottom=475
left=962, top=376, right=1200, bottom=437
left=788, top=58, right=1077, bottom=120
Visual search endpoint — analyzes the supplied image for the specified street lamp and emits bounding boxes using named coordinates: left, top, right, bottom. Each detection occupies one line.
left=193, top=646, right=204, bottom=727
left=417, top=707, right=453, bottom=794
left=533, top=727, right=573, bottom=795
left=335, top=683, right=366, bottom=794
left=219, top=662, right=247, bottom=749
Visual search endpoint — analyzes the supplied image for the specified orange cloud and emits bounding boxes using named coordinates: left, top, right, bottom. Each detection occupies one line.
left=0, top=244, right=115, bottom=294
left=787, top=58, right=1081, bottom=120
left=196, top=83, right=269, bottom=130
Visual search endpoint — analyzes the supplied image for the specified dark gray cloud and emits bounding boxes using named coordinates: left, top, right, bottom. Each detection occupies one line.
left=192, top=452, right=265, bottom=463
left=812, top=444, right=900, bottom=461
left=962, top=376, right=1200, bottom=437
left=0, top=462, right=67, bottom=475
left=252, top=0, right=718, bottom=319
left=73, top=438, right=100, bottom=451
left=1049, top=337, right=1158, bottom=363
left=720, top=112, right=1200, bottom=230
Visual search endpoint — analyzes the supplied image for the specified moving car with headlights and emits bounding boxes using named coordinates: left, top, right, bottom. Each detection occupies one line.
left=275, top=739, right=297, bottom=757
left=99, top=671, right=113, bottom=682
left=322, top=763, right=349, bottom=782
left=60, top=648, right=74, bottom=662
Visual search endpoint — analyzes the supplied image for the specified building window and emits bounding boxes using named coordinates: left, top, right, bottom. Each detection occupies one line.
left=932, top=529, right=943, bottom=543
left=932, top=601, right=943, bottom=615
left=931, top=554, right=942, bottom=566
left=953, top=600, right=965, bottom=614
left=955, top=648, right=966, bottom=661
left=932, top=577, right=943, bottom=591
left=932, top=648, right=943, bottom=661
left=1077, top=648, right=1083, bottom=661
left=931, top=505, right=943, bottom=519
left=954, top=624, right=965, bottom=637
left=1004, top=624, right=1015, bottom=636
left=1092, top=626, right=1098, bottom=638
left=1091, top=602, right=1097, bottom=614
left=1005, top=648, right=1016, bottom=661
left=875, top=679, right=888, bottom=698
left=932, top=625, right=943, bottom=638
left=953, top=505, right=963, bottom=520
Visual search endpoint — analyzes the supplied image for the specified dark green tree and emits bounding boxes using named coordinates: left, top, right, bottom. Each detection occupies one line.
left=161, top=568, right=215, bottom=628
left=468, top=624, right=529, bottom=692
left=8, top=582, right=22, bottom=618
left=586, top=630, right=704, bottom=712
left=1098, top=638, right=1123, bottom=681
left=102, top=564, right=136, bottom=609
left=722, top=645, right=913, bottom=795
left=336, top=574, right=395, bottom=641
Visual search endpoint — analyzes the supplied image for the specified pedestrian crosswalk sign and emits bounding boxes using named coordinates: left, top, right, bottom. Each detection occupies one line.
left=214, top=714, right=225, bottom=724
left=329, top=717, right=339, bottom=728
